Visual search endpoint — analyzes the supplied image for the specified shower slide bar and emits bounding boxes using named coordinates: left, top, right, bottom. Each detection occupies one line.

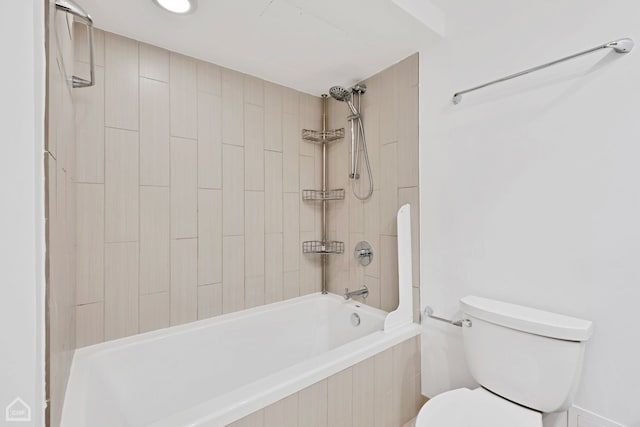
left=55, top=0, right=95, bottom=88
left=452, top=38, right=634, bottom=105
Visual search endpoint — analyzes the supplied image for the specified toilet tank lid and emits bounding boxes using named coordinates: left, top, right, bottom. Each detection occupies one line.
left=460, top=296, right=593, bottom=342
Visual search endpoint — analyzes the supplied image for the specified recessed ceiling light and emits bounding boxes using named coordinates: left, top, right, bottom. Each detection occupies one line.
left=153, top=0, right=195, bottom=14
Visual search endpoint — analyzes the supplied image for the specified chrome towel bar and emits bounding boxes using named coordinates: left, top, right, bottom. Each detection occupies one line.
left=452, top=38, right=634, bottom=105
left=424, top=306, right=472, bottom=328
left=55, top=0, right=95, bottom=88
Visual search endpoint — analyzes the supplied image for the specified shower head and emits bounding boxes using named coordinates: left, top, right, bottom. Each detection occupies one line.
left=329, top=86, right=352, bottom=102
left=329, top=85, right=359, bottom=117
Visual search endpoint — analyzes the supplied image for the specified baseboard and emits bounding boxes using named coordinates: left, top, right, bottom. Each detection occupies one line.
left=568, top=406, right=626, bottom=427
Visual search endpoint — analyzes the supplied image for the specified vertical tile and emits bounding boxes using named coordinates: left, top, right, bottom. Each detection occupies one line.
left=283, top=193, right=300, bottom=272
left=222, top=144, right=244, bottom=235
left=349, top=188, right=364, bottom=234
left=228, top=410, right=264, bottom=427
left=139, top=292, right=170, bottom=333
left=282, top=88, right=299, bottom=114
left=140, top=186, right=170, bottom=294
left=197, top=61, right=221, bottom=95
left=222, top=69, right=244, bottom=146
left=374, top=348, right=394, bottom=427
left=244, top=75, right=264, bottom=106
left=398, top=187, right=420, bottom=287
left=264, top=394, right=298, bottom=427
left=413, top=287, right=421, bottom=324
left=198, top=189, right=222, bottom=285
left=105, top=128, right=138, bottom=242
left=379, top=66, right=397, bottom=145
left=74, top=26, right=104, bottom=67
left=328, top=368, right=353, bottom=427
left=104, top=242, right=139, bottom=340
left=300, top=232, right=320, bottom=295
left=170, top=238, right=198, bottom=325
left=398, top=84, right=419, bottom=188
left=197, top=92, right=222, bottom=189
left=282, top=112, right=299, bottom=193
left=170, top=137, right=197, bottom=238
left=265, top=233, right=283, bottom=304
left=380, top=235, right=399, bottom=312
left=76, top=183, right=104, bottom=304
left=244, top=104, right=265, bottom=190
left=299, top=95, right=321, bottom=156
left=245, top=276, right=265, bottom=309
left=105, top=33, right=138, bottom=130
left=265, top=151, right=283, bottom=233
left=283, top=270, right=300, bottom=300
left=380, top=142, right=398, bottom=236
left=197, top=283, right=222, bottom=319
left=264, top=82, right=283, bottom=152
left=299, top=380, right=328, bottom=427
left=299, top=155, right=315, bottom=232
left=245, top=191, right=265, bottom=277
left=396, top=53, right=419, bottom=87
left=76, top=302, right=104, bottom=347
left=74, top=64, right=104, bottom=183
left=139, top=43, right=169, bottom=82
left=362, top=103, right=380, bottom=191
left=352, top=358, right=375, bottom=427
left=170, top=53, right=197, bottom=139
left=364, top=275, right=381, bottom=309
left=223, top=236, right=245, bottom=313
left=140, top=77, right=170, bottom=186
left=393, top=337, right=422, bottom=426
left=169, top=52, right=197, bottom=93
left=363, top=190, right=380, bottom=278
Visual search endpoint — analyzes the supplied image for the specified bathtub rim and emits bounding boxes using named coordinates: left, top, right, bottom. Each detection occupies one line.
left=62, top=292, right=420, bottom=427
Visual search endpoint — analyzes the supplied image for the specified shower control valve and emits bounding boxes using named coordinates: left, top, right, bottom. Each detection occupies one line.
left=354, top=241, right=373, bottom=266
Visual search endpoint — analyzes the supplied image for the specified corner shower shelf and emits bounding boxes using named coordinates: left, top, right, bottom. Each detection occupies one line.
left=302, top=128, right=345, bottom=144
left=302, top=240, right=345, bottom=255
left=302, top=189, right=345, bottom=201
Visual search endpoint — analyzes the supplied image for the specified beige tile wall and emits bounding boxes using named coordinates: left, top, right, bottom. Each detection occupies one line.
left=228, top=336, right=423, bottom=427
left=73, top=28, right=324, bottom=346
left=326, top=54, right=420, bottom=314
left=46, top=2, right=78, bottom=426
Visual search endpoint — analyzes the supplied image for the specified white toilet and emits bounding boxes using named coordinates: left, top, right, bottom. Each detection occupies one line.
left=416, top=296, right=593, bottom=426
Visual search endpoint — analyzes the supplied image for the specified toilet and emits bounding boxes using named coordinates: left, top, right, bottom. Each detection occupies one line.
left=416, top=296, right=593, bottom=426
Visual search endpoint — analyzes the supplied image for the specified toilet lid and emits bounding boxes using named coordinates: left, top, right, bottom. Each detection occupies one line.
left=415, top=388, right=542, bottom=427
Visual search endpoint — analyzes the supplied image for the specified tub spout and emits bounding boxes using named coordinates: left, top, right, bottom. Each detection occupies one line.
left=344, top=286, right=368, bottom=300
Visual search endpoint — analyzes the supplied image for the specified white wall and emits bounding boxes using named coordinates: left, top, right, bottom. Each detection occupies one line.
left=0, top=1, right=46, bottom=425
left=419, top=1, right=640, bottom=425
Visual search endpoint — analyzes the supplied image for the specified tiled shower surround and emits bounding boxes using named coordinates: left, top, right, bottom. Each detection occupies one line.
left=72, top=27, right=420, bottom=346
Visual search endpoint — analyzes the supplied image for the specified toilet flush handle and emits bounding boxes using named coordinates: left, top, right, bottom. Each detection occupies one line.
left=424, top=306, right=472, bottom=328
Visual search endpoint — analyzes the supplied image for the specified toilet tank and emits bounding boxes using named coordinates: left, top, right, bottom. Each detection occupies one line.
left=460, top=296, right=593, bottom=413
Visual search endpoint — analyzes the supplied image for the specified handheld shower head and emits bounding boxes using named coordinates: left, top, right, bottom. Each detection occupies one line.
left=329, top=85, right=359, bottom=117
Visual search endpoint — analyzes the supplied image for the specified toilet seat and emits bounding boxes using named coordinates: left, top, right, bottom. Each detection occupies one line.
left=415, top=388, right=542, bottom=427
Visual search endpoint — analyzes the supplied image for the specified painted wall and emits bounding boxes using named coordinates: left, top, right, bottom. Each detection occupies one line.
left=419, top=1, right=640, bottom=425
left=46, top=2, right=79, bottom=425
left=72, top=29, right=325, bottom=346
left=326, top=54, right=420, bottom=314
left=0, top=0, right=46, bottom=425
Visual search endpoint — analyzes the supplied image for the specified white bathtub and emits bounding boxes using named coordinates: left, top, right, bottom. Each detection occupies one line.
left=61, top=293, right=420, bottom=427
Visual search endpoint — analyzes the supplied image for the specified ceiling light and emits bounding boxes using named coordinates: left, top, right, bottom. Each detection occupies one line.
left=153, top=0, right=195, bottom=14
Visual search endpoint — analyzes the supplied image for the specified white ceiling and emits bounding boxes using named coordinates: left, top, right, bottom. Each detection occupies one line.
left=78, top=0, right=443, bottom=94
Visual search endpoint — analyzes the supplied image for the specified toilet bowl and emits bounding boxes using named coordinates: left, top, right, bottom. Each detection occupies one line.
left=417, top=296, right=593, bottom=427
left=415, top=388, right=541, bottom=427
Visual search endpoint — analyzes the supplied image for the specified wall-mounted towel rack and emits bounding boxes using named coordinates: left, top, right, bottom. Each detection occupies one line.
left=55, top=0, right=95, bottom=88
left=452, top=38, right=634, bottom=105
